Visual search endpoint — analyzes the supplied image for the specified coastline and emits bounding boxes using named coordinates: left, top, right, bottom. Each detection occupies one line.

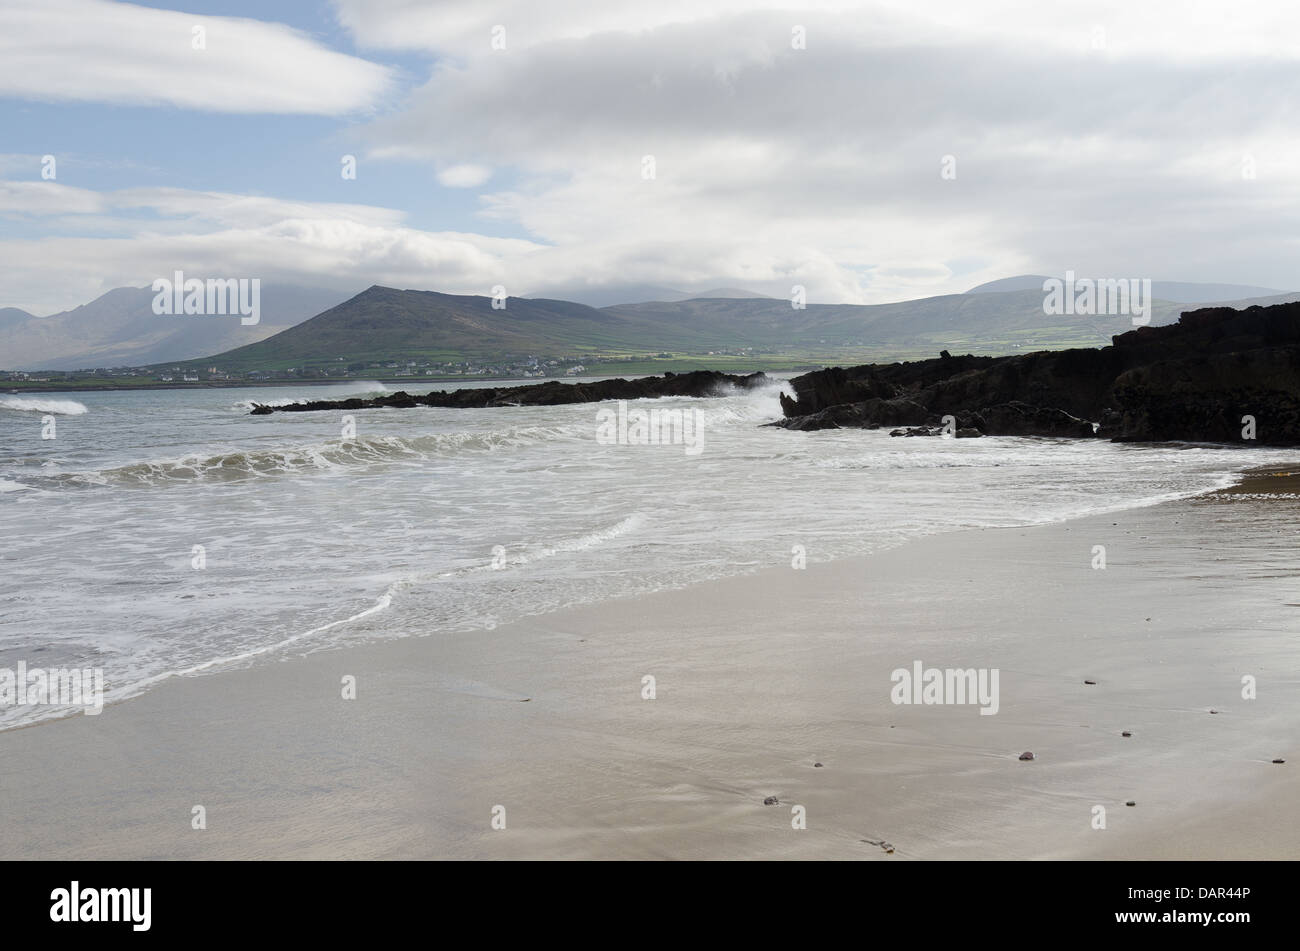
left=2, top=465, right=1298, bottom=860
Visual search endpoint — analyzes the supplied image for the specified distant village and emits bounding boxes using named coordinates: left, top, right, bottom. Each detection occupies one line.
left=0, top=346, right=778, bottom=389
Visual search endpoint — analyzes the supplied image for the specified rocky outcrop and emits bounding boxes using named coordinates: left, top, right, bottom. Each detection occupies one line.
left=251, top=370, right=770, bottom=414
left=775, top=302, right=1300, bottom=444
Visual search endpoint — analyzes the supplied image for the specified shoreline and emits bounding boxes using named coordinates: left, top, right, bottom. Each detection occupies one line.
left=2, top=463, right=1298, bottom=859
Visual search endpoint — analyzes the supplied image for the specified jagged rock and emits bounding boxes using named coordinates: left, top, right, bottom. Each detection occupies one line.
left=252, top=370, right=770, bottom=414
left=1019, top=752, right=1035, bottom=761
left=775, top=302, right=1300, bottom=445
left=768, top=401, right=868, bottom=431
left=978, top=401, right=1097, bottom=438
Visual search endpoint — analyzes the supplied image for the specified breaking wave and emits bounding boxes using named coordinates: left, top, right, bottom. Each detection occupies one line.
left=0, top=397, right=88, bottom=415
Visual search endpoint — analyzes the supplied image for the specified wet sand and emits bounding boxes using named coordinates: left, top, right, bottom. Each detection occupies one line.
left=2, top=467, right=1298, bottom=859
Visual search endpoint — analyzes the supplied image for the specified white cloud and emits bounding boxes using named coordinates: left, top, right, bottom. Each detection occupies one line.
left=437, top=164, right=492, bottom=188
left=0, top=0, right=394, bottom=114
left=0, top=181, right=106, bottom=216
left=335, top=1, right=1300, bottom=301
left=7, top=1, right=1300, bottom=313
left=0, top=182, right=551, bottom=314
left=332, top=0, right=1300, bottom=60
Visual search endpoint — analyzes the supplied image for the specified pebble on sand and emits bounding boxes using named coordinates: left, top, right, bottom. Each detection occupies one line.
left=1121, top=731, right=1132, bottom=737
left=1126, top=801, right=1136, bottom=807
left=1084, top=680, right=1097, bottom=685
left=1019, top=752, right=1035, bottom=761
left=763, top=796, right=780, bottom=805
left=1273, top=759, right=1286, bottom=764
left=814, top=762, right=824, bottom=768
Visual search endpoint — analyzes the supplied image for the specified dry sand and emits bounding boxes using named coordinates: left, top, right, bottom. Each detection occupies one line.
left=2, top=469, right=1298, bottom=859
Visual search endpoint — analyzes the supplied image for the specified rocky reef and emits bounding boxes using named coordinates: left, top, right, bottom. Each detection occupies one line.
left=250, top=369, right=770, bottom=414
left=774, top=302, right=1300, bottom=445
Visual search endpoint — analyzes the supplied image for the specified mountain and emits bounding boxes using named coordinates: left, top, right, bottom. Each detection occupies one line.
left=148, top=280, right=1300, bottom=376
left=0, top=307, right=35, bottom=332
left=0, top=284, right=353, bottom=370
left=190, top=285, right=685, bottom=370
left=529, top=284, right=773, bottom=307
left=967, top=274, right=1289, bottom=303
left=179, top=285, right=1181, bottom=374
left=688, top=287, right=775, bottom=300
left=13, top=277, right=1297, bottom=374
left=601, top=288, right=1200, bottom=353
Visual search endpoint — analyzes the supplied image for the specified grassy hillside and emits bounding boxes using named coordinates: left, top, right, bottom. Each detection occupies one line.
left=158, top=284, right=1292, bottom=380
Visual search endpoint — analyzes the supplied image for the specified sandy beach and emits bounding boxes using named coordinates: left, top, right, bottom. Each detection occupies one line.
left=3, top=467, right=1298, bottom=860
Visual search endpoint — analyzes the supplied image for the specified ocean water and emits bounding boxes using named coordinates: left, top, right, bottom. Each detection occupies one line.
left=2, top=378, right=1295, bottom=728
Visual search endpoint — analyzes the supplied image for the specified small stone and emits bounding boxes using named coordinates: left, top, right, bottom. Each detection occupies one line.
left=1084, top=680, right=1097, bottom=685
left=1126, top=801, right=1136, bottom=807
left=1019, top=751, right=1035, bottom=761
left=1273, top=758, right=1286, bottom=764
left=813, top=762, right=824, bottom=768
left=763, top=796, right=779, bottom=805
left=1121, top=731, right=1132, bottom=737
left=1209, top=709, right=1219, bottom=714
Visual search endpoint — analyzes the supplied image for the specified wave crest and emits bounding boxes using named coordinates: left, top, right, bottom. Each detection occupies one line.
left=0, top=397, right=88, bottom=415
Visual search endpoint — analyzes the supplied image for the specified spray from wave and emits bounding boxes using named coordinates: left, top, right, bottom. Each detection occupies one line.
left=0, top=397, right=88, bottom=415
left=230, top=382, right=391, bottom=412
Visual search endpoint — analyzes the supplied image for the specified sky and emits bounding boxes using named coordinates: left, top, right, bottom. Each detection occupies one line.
left=1, top=0, right=1298, bottom=315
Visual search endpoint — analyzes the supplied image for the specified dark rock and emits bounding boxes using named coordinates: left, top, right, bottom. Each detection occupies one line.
left=1018, top=751, right=1035, bottom=761
left=1084, top=680, right=1097, bottom=685
left=1126, top=801, right=1136, bottom=807
left=249, top=403, right=274, bottom=415
left=813, top=762, right=824, bottom=768
left=763, top=796, right=780, bottom=805
left=1121, top=731, right=1132, bottom=737
left=1273, top=758, right=1286, bottom=764
left=768, top=401, right=872, bottom=431
left=252, top=370, right=770, bottom=414
left=978, top=401, right=1097, bottom=438
left=773, top=301, right=1300, bottom=445
left=955, top=427, right=983, bottom=438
